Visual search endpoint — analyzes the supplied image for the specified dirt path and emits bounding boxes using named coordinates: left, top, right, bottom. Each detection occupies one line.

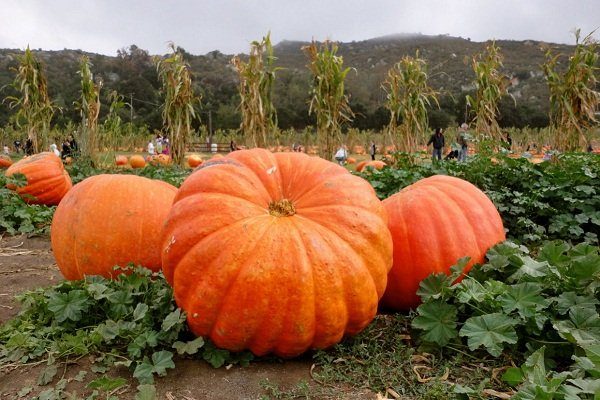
left=0, top=235, right=373, bottom=399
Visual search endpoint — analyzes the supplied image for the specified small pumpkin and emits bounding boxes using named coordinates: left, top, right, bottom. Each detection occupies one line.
left=115, top=155, right=128, bottom=166
left=161, top=149, right=393, bottom=357
left=0, top=155, right=13, bottom=168
left=51, top=174, right=177, bottom=280
left=346, top=157, right=357, bottom=164
left=149, top=154, right=172, bottom=166
left=63, top=157, right=73, bottom=165
left=381, top=175, right=505, bottom=310
left=187, top=154, right=203, bottom=168
left=5, top=152, right=72, bottom=205
left=356, top=160, right=386, bottom=172
left=129, top=155, right=146, bottom=169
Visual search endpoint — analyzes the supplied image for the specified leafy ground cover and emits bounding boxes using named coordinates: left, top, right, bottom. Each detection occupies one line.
left=363, top=153, right=600, bottom=246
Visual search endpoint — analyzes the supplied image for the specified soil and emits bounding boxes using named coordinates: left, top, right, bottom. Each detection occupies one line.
left=0, top=235, right=374, bottom=400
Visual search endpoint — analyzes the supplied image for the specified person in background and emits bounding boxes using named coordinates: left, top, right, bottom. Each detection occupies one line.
left=49, top=143, right=60, bottom=157
left=68, top=134, right=79, bottom=157
left=370, top=141, right=377, bottom=161
left=334, top=145, right=348, bottom=165
left=230, top=139, right=237, bottom=152
left=3, top=144, right=9, bottom=155
left=155, top=135, right=163, bottom=154
left=587, top=143, right=593, bottom=153
left=61, top=138, right=72, bottom=159
left=24, top=138, right=33, bottom=155
left=13, top=139, right=21, bottom=153
left=147, top=138, right=155, bottom=155
left=457, top=123, right=469, bottom=162
left=427, top=128, right=445, bottom=161
left=162, top=137, right=170, bottom=155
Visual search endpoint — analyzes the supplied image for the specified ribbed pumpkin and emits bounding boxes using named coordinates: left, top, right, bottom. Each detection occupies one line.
left=5, top=152, right=72, bottom=205
left=381, top=175, right=505, bottom=310
left=346, top=157, right=356, bottom=164
left=115, top=155, right=128, bottom=166
left=148, top=154, right=171, bottom=166
left=0, top=155, right=12, bottom=168
left=356, top=160, right=386, bottom=172
left=161, top=148, right=393, bottom=357
left=129, top=155, right=146, bottom=169
left=51, top=174, right=177, bottom=280
left=187, top=154, right=203, bottom=168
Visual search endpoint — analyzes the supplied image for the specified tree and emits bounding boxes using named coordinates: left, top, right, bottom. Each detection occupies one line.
left=75, top=55, right=102, bottom=164
left=155, top=43, right=199, bottom=166
left=231, top=32, right=279, bottom=148
left=303, top=40, right=354, bottom=160
left=5, top=46, right=55, bottom=153
left=383, top=52, right=439, bottom=153
left=466, top=41, right=511, bottom=143
left=542, top=29, right=599, bottom=151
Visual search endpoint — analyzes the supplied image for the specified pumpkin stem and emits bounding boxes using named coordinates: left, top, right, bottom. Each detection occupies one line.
left=268, top=199, right=296, bottom=217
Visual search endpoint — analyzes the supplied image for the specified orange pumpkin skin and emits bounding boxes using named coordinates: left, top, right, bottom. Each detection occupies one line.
left=346, top=157, right=357, bottom=164
left=115, top=155, right=128, bottom=166
left=356, top=160, right=386, bottom=172
left=129, top=155, right=146, bottom=169
left=161, top=149, right=393, bottom=357
left=5, top=152, right=72, bottom=205
left=381, top=175, right=505, bottom=310
left=0, top=155, right=12, bottom=168
left=51, top=174, right=177, bottom=280
left=187, top=155, right=203, bottom=168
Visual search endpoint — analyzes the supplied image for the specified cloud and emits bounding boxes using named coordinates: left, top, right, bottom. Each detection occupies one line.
left=0, top=0, right=598, bottom=55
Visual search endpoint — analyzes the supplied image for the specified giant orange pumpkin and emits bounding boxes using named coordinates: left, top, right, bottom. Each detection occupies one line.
left=161, top=148, right=393, bottom=357
left=51, top=174, right=177, bottom=280
left=381, top=175, right=505, bottom=310
left=0, top=155, right=12, bottom=168
left=5, top=152, right=72, bottom=205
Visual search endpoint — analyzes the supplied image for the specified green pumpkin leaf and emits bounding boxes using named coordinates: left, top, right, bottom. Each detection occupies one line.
left=87, top=376, right=127, bottom=391
left=151, top=350, right=175, bottom=376
left=459, top=313, right=518, bottom=356
left=498, top=282, right=548, bottom=318
left=173, top=337, right=205, bottom=355
left=47, top=290, right=90, bottom=322
left=135, top=384, right=157, bottom=400
left=412, top=301, right=458, bottom=346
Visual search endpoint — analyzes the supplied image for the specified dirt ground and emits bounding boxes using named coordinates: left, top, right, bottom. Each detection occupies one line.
left=0, top=235, right=374, bottom=400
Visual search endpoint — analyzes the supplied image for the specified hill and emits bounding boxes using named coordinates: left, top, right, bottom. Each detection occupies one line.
left=0, top=34, right=574, bottom=132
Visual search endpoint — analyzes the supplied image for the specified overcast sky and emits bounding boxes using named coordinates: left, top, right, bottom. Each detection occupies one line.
left=0, top=1, right=598, bottom=56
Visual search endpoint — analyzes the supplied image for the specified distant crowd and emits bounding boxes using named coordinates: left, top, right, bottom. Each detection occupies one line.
left=147, top=134, right=171, bottom=156
left=4, top=135, right=79, bottom=160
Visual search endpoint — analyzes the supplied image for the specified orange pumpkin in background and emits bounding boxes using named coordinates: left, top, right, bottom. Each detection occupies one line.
left=115, top=155, right=128, bottom=166
left=5, top=152, right=72, bottom=205
left=356, top=160, right=386, bottom=172
left=129, top=155, right=146, bottom=169
left=381, top=175, right=505, bottom=310
left=51, top=174, right=177, bottom=280
left=0, top=155, right=12, bottom=168
left=346, top=157, right=357, bottom=164
left=161, top=149, right=393, bottom=357
left=187, top=154, right=203, bottom=168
